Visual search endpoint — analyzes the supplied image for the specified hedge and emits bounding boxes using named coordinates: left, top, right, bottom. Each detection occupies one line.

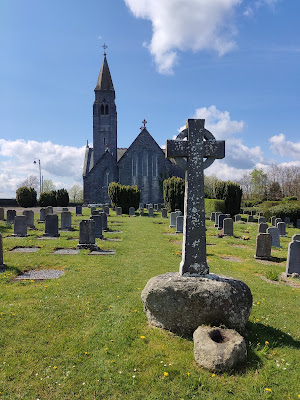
left=16, top=187, right=37, bottom=208
left=215, top=180, right=242, bottom=216
left=205, top=199, right=225, bottom=215
left=39, top=191, right=57, bottom=207
left=163, top=176, right=185, bottom=213
left=264, top=202, right=300, bottom=226
left=108, top=182, right=140, bottom=214
left=56, top=189, right=69, bottom=207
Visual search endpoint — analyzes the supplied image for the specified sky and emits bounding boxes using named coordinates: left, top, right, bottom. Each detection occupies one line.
left=0, top=0, right=299, bottom=197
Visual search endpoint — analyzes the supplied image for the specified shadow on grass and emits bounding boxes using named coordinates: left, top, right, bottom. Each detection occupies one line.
left=269, top=256, right=286, bottom=263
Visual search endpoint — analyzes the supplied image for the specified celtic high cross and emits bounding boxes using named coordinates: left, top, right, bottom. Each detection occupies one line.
left=166, top=119, right=225, bottom=276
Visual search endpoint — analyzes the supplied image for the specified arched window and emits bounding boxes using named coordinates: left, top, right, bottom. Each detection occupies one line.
left=132, top=153, right=138, bottom=177
left=103, top=168, right=111, bottom=187
left=142, top=150, right=148, bottom=177
left=100, top=104, right=105, bottom=115
left=152, top=155, right=158, bottom=177
left=105, top=104, right=109, bottom=115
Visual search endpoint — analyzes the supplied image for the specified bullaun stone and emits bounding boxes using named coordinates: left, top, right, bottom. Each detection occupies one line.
left=141, top=272, right=252, bottom=336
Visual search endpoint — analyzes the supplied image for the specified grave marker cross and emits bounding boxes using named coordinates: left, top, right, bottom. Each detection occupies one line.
left=166, top=119, right=225, bottom=275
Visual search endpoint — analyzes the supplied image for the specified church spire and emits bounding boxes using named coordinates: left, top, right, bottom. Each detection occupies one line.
left=95, top=45, right=114, bottom=91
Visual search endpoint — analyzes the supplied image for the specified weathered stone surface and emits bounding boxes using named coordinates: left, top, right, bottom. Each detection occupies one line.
left=46, top=206, right=53, bottom=214
left=267, top=227, right=281, bottom=248
left=223, top=218, right=233, bottom=236
left=13, top=216, right=28, bottom=237
left=277, top=222, right=286, bottom=237
left=0, top=208, right=4, bottom=220
left=129, top=207, right=135, bottom=216
left=271, top=216, right=277, bottom=226
left=116, top=207, right=122, bottom=216
left=43, top=215, right=60, bottom=237
left=193, top=326, right=247, bottom=372
left=60, top=211, right=72, bottom=230
left=141, top=272, right=252, bottom=336
left=6, top=210, right=16, bottom=224
left=77, top=220, right=98, bottom=250
left=286, top=235, right=300, bottom=275
left=76, top=205, right=82, bottom=215
left=234, top=214, right=241, bottom=222
left=258, top=222, right=268, bottom=233
left=148, top=207, right=154, bottom=217
left=90, top=215, right=103, bottom=239
left=176, top=216, right=184, bottom=233
left=169, top=212, right=176, bottom=227
left=23, top=210, right=35, bottom=228
left=255, top=233, right=272, bottom=260
left=161, top=209, right=167, bottom=218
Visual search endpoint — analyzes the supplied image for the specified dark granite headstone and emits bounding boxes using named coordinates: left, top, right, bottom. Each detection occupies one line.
left=266, top=227, right=281, bottom=248
left=210, top=212, right=216, bottom=222
left=277, top=222, right=286, bottom=237
left=0, top=208, right=4, bottom=220
left=148, top=207, right=154, bottom=217
left=60, top=211, right=72, bottom=230
left=90, top=215, right=103, bottom=239
left=255, top=233, right=272, bottom=260
left=116, top=207, right=122, bottom=216
left=129, top=207, right=135, bottom=216
left=13, top=215, right=28, bottom=237
left=0, top=233, right=5, bottom=267
left=176, top=216, right=184, bottom=233
left=286, top=235, right=300, bottom=275
left=161, top=209, right=167, bottom=218
left=43, top=215, right=60, bottom=237
left=258, top=223, right=268, bottom=234
left=77, top=220, right=98, bottom=250
left=271, top=216, right=277, bottom=226
left=6, top=210, right=16, bottom=224
left=76, top=205, right=82, bottom=215
left=218, top=214, right=226, bottom=230
left=223, top=218, right=233, bottom=236
left=169, top=212, right=176, bottom=227
left=234, top=214, right=241, bottom=222
left=23, top=210, right=35, bottom=228
left=39, top=208, right=47, bottom=221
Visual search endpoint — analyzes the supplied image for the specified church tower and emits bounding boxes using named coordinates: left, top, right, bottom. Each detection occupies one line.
left=93, top=47, right=117, bottom=162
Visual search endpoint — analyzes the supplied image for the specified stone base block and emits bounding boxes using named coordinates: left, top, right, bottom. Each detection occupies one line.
left=12, top=234, right=28, bottom=237
left=193, top=326, right=247, bottom=372
left=76, top=244, right=99, bottom=251
left=141, top=272, right=252, bottom=336
left=43, top=233, right=60, bottom=237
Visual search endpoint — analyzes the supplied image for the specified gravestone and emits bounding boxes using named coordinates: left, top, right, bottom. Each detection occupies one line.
left=142, top=119, right=252, bottom=338
left=139, top=208, right=144, bottom=216
left=139, top=203, right=144, bottom=209
left=210, top=212, right=216, bottom=222
left=77, top=220, right=98, bottom=250
left=129, top=207, right=136, bottom=216
left=76, top=205, right=82, bottom=215
left=47, top=206, right=53, bottom=214
left=176, top=210, right=182, bottom=218
left=234, top=214, right=241, bottom=222
left=154, top=204, right=158, bottom=211
left=148, top=207, right=154, bottom=217
left=286, top=235, right=300, bottom=275
left=275, top=218, right=282, bottom=227
left=90, top=215, right=103, bottom=239
left=62, top=207, right=68, bottom=212
left=6, top=210, right=16, bottom=224
left=13, top=216, right=28, bottom=237
left=100, top=211, right=108, bottom=231
left=271, top=216, right=277, bottom=226
left=176, top=216, right=184, bottom=233
left=218, top=214, right=226, bottom=230
left=169, top=212, right=177, bottom=228
left=258, top=223, right=268, bottom=234
left=0, top=233, right=5, bottom=267
left=0, top=208, right=4, bottom=220
left=23, top=210, right=35, bottom=228
left=247, top=215, right=254, bottom=223
left=255, top=233, right=272, bottom=260
left=214, top=212, right=221, bottom=227
left=103, top=205, right=110, bottom=215
left=258, top=217, right=266, bottom=224
left=161, top=209, right=167, bottom=218
left=297, top=219, right=300, bottom=229
left=116, top=207, right=122, bottom=216
left=90, top=206, right=96, bottom=214
left=223, top=218, right=233, bottom=236
left=284, top=217, right=290, bottom=225
left=60, top=211, right=73, bottom=230
left=39, top=208, right=47, bottom=221
left=251, top=210, right=256, bottom=216
left=147, top=204, right=153, bottom=210
left=277, top=222, right=286, bottom=237
left=43, top=215, right=60, bottom=237
left=266, top=227, right=281, bottom=248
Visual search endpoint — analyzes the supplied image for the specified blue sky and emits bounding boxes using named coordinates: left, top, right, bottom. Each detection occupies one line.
left=0, top=0, right=299, bottom=197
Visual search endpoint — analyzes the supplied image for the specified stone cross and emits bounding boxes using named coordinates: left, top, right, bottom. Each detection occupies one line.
left=166, top=119, right=225, bottom=275
left=142, top=119, right=147, bottom=127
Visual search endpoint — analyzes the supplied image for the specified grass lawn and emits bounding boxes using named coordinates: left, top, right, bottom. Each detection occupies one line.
left=0, top=209, right=299, bottom=399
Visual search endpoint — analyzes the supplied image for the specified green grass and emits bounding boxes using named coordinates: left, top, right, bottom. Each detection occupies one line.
left=0, top=210, right=299, bottom=399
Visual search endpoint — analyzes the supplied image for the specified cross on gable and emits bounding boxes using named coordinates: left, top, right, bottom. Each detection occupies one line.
left=142, top=119, right=147, bottom=127
left=165, top=119, right=225, bottom=276
left=102, top=43, right=108, bottom=55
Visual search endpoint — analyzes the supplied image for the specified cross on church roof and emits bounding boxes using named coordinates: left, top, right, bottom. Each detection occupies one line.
left=142, top=119, right=147, bottom=127
left=102, top=43, right=108, bottom=56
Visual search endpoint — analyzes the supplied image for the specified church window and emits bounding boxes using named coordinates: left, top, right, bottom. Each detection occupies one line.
left=103, top=168, right=111, bottom=187
left=132, top=153, right=138, bottom=177
left=105, top=104, right=109, bottom=115
left=104, top=137, right=106, bottom=145
left=100, top=104, right=105, bottom=115
left=152, top=155, right=158, bottom=177
left=142, top=150, right=148, bottom=177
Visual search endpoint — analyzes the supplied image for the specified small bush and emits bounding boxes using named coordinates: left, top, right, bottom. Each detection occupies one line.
left=108, top=182, right=140, bottom=214
left=205, top=199, right=225, bottom=215
left=16, top=186, right=37, bottom=207
left=264, top=202, right=300, bottom=225
left=163, top=176, right=185, bottom=212
left=56, top=188, right=69, bottom=207
left=282, top=196, right=298, bottom=202
left=39, top=191, right=58, bottom=207
left=265, top=270, right=279, bottom=281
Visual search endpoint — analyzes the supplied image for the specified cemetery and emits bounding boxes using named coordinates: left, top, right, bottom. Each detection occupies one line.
left=0, top=120, right=299, bottom=399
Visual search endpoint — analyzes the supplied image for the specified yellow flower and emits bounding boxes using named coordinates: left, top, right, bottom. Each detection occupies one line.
left=257, top=302, right=260, bottom=305
left=265, top=388, right=271, bottom=392
left=140, top=336, right=145, bottom=339
left=53, top=366, right=57, bottom=369
left=84, top=352, right=88, bottom=355
left=12, top=313, right=15, bottom=316
left=87, top=301, right=90, bottom=304
left=187, top=372, right=190, bottom=376
left=211, top=374, right=216, bottom=377
left=116, top=295, right=120, bottom=298
left=265, top=341, right=269, bottom=345
left=163, top=372, right=169, bottom=377
left=134, top=309, right=137, bottom=313
left=104, top=348, right=108, bottom=351
left=48, top=325, right=51, bottom=327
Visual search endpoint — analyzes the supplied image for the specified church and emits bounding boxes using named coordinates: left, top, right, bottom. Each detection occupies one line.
left=83, top=50, right=184, bottom=205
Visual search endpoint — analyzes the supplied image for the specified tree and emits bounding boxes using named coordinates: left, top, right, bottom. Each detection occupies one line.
left=238, top=172, right=252, bottom=200
left=42, top=180, right=56, bottom=193
left=250, top=168, right=268, bottom=202
left=268, top=181, right=283, bottom=201
left=68, top=184, right=83, bottom=203
left=56, top=188, right=69, bottom=206
left=204, top=175, right=219, bottom=199
left=16, top=186, right=37, bottom=207
left=18, top=175, right=39, bottom=190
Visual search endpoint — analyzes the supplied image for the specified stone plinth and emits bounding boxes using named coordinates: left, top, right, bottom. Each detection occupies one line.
left=43, top=215, right=60, bottom=237
left=13, top=216, right=28, bottom=237
left=141, top=272, right=252, bottom=336
left=193, top=326, right=247, bottom=372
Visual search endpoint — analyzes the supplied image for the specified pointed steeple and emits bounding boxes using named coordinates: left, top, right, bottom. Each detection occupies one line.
left=95, top=54, right=114, bottom=91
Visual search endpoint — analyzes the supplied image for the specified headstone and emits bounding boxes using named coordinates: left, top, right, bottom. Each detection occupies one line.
left=116, top=207, right=122, bottom=216
left=157, top=204, right=162, bottom=211
left=247, top=215, right=254, bottom=223
left=90, top=215, right=103, bottom=239
left=62, top=207, right=68, bottom=212
left=129, top=207, right=135, bottom=216
left=284, top=217, right=290, bottom=226
left=271, top=216, right=277, bottom=226
left=266, top=227, right=281, bottom=248
left=0, top=233, right=5, bottom=267
left=176, top=216, right=184, bottom=233
left=161, top=209, right=167, bottom=218
left=0, top=208, right=4, bottom=220
left=60, top=211, right=72, bottom=230
left=214, top=212, right=221, bottom=227
left=91, top=210, right=101, bottom=215
left=47, top=206, right=53, bottom=214
left=275, top=218, right=282, bottom=227
left=169, top=212, right=177, bottom=228
left=6, top=210, right=16, bottom=224
left=100, top=212, right=108, bottom=231
left=217, top=214, right=226, bottom=230
left=258, top=217, right=266, bottom=224
left=258, top=223, right=268, bottom=233
left=210, top=212, right=216, bottom=222
left=286, top=235, right=300, bottom=275
left=297, top=219, right=300, bottom=229
left=223, top=218, right=233, bottom=236
left=77, top=220, right=98, bottom=250
left=175, top=210, right=182, bottom=217
left=139, top=208, right=144, bottom=216
left=43, top=214, right=60, bottom=237
left=39, top=208, right=47, bottom=221
left=277, top=222, right=286, bottom=237
left=251, top=210, right=256, bottom=216
left=23, top=210, right=35, bottom=228
left=154, top=204, right=158, bottom=211
left=90, top=206, right=96, bottom=215
left=147, top=204, right=153, bottom=210
left=76, top=205, right=82, bottom=215
left=103, top=205, right=110, bottom=215
left=13, top=216, right=28, bottom=237
left=139, top=203, right=144, bottom=209
left=255, top=233, right=272, bottom=260
left=148, top=207, right=154, bottom=217
left=234, top=214, right=241, bottom=222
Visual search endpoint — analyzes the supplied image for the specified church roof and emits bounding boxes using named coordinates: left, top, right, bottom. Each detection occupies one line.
left=95, top=55, right=114, bottom=91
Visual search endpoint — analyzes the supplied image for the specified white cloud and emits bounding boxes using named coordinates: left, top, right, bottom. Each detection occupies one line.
left=0, top=139, right=85, bottom=197
left=243, top=0, right=278, bottom=18
left=269, top=133, right=300, bottom=159
left=125, top=0, right=241, bottom=74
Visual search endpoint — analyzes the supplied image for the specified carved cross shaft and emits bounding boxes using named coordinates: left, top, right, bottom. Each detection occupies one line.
left=166, top=119, right=225, bottom=276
